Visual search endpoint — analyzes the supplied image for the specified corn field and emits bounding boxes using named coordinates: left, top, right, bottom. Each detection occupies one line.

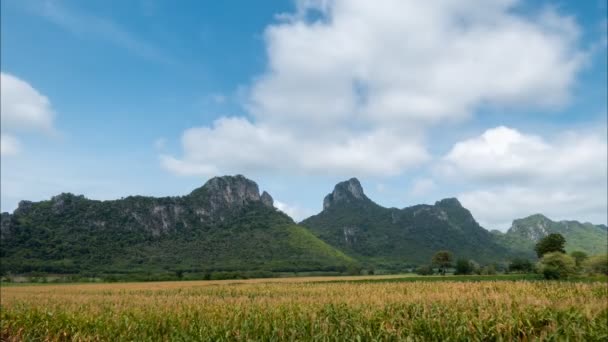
left=1, top=278, right=607, bottom=341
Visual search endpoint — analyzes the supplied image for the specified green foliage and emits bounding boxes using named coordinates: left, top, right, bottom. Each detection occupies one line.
left=454, top=259, right=474, bottom=275
left=302, top=190, right=515, bottom=268
left=495, top=214, right=607, bottom=257
left=583, top=254, right=608, bottom=275
left=415, top=265, right=434, bottom=275
left=479, top=265, right=497, bottom=275
left=534, top=233, right=566, bottom=258
left=538, top=252, right=576, bottom=280
left=508, top=258, right=533, bottom=273
left=431, top=250, right=453, bottom=275
left=1, top=187, right=355, bottom=276
left=570, top=251, right=588, bottom=267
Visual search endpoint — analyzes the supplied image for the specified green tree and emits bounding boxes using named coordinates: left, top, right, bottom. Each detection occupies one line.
left=538, top=252, right=576, bottom=279
left=582, top=254, right=608, bottom=275
left=431, top=250, right=453, bottom=275
left=509, top=258, right=533, bottom=273
left=454, top=259, right=473, bottom=275
left=534, top=233, right=566, bottom=258
left=569, top=251, right=588, bottom=267
left=415, top=265, right=434, bottom=275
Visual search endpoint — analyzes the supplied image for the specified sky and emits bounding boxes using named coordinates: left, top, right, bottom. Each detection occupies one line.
left=1, top=0, right=606, bottom=231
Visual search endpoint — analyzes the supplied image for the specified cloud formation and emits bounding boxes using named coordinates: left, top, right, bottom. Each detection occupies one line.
left=442, top=126, right=607, bottom=229
left=1, top=72, right=56, bottom=156
left=164, top=0, right=586, bottom=177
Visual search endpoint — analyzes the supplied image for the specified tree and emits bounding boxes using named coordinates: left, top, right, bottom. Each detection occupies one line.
left=454, top=259, right=473, bottom=275
left=569, top=251, right=588, bottom=267
left=431, top=250, right=453, bottom=275
left=509, top=258, right=533, bottom=273
left=415, top=265, right=434, bottom=275
left=534, top=233, right=566, bottom=258
left=582, top=254, right=608, bottom=275
left=538, top=252, right=576, bottom=279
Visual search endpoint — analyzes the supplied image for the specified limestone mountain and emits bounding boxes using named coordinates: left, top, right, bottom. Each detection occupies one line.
left=301, top=178, right=515, bottom=267
left=1, top=175, right=355, bottom=276
left=492, top=214, right=608, bottom=256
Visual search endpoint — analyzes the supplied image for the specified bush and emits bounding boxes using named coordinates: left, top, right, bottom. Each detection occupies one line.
left=570, top=251, right=588, bottom=268
left=480, top=265, right=496, bottom=275
left=509, top=258, right=533, bottom=273
left=538, top=252, right=576, bottom=279
left=454, top=259, right=473, bottom=275
left=415, top=265, right=434, bottom=275
left=582, top=254, right=608, bottom=275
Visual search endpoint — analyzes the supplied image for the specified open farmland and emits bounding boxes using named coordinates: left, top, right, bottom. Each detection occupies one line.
left=2, top=276, right=607, bottom=341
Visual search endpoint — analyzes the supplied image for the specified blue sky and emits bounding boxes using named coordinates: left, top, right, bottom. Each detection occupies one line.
left=1, top=0, right=606, bottom=230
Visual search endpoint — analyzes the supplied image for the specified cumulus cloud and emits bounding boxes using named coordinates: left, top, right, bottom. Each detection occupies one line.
left=163, top=0, right=586, bottom=177
left=274, top=200, right=315, bottom=222
left=409, top=178, right=437, bottom=196
left=161, top=117, right=429, bottom=176
left=1, top=72, right=57, bottom=156
left=441, top=126, right=607, bottom=229
left=0, top=134, right=21, bottom=156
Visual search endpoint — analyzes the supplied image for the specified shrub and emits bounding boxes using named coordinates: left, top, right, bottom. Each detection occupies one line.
left=570, top=251, right=588, bottom=268
left=509, top=258, right=533, bottom=273
left=454, top=259, right=473, bottom=275
left=415, top=265, right=434, bottom=275
left=538, top=252, right=576, bottom=279
left=480, top=265, right=496, bottom=275
left=582, top=254, right=608, bottom=275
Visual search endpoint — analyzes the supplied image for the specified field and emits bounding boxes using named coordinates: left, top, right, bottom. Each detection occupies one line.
left=1, top=275, right=607, bottom=341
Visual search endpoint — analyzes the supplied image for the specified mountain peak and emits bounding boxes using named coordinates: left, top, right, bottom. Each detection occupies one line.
left=323, top=178, right=368, bottom=210
left=434, top=198, right=462, bottom=208
left=189, top=175, right=273, bottom=207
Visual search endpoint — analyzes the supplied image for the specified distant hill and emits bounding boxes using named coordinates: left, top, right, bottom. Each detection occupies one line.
left=300, top=178, right=516, bottom=267
left=492, top=214, right=608, bottom=256
left=0, top=175, right=355, bottom=276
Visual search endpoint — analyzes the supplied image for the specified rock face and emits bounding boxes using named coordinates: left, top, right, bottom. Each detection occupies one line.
left=194, top=175, right=261, bottom=205
left=323, top=178, right=368, bottom=210
left=260, top=191, right=274, bottom=207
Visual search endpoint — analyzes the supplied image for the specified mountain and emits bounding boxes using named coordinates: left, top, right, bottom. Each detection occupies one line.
left=0, top=175, right=355, bottom=277
left=301, top=178, right=515, bottom=267
left=492, top=214, right=608, bottom=256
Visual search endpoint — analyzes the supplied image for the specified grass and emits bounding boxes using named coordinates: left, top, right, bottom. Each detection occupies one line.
left=1, top=275, right=607, bottom=341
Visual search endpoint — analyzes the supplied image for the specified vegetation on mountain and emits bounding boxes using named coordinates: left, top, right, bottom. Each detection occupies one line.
left=301, top=178, right=516, bottom=267
left=2, top=175, right=605, bottom=279
left=0, top=176, right=355, bottom=277
left=493, top=214, right=607, bottom=257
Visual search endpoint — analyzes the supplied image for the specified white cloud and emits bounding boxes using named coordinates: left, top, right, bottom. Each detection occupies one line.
left=0, top=72, right=57, bottom=156
left=161, top=117, right=429, bottom=176
left=442, top=126, right=607, bottom=229
left=163, top=0, right=586, bottom=177
left=409, top=178, right=437, bottom=196
left=274, top=200, right=315, bottom=222
left=1, top=72, right=55, bottom=133
left=0, top=134, right=21, bottom=156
